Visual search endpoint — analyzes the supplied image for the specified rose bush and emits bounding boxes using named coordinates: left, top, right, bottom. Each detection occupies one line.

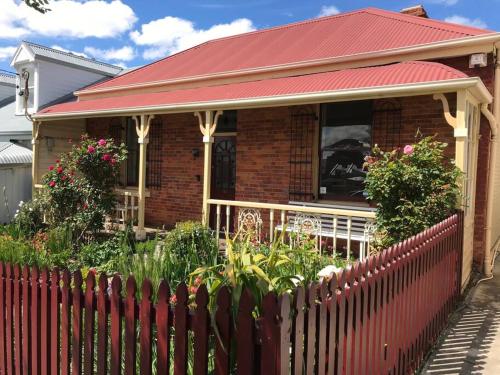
left=364, top=136, right=461, bottom=249
left=42, top=135, right=127, bottom=236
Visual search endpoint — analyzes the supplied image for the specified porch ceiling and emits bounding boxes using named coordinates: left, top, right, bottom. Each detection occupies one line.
left=34, top=61, right=492, bottom=120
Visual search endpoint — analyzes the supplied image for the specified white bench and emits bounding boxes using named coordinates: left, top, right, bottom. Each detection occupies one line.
left=275, top=201, right=375, bottom=260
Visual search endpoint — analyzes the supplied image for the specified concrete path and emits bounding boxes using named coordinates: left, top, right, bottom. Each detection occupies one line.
left=421, top=256, right=500, bottom=374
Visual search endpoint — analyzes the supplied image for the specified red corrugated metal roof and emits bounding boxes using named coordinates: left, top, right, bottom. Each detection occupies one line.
left=37, top=62, right=468, bottom=116
left=82, top=7, right=491, bottom=92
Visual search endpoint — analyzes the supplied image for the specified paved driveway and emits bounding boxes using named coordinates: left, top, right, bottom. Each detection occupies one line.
left=421, top=256, right=500, bottom=374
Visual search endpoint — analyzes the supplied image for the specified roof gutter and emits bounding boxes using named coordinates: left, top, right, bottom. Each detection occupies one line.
left=75, top=33, right=500, bottom=97
left=34, top=77, right=492, bottom=121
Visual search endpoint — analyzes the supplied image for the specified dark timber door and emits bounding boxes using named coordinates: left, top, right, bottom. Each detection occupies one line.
left=210, top=136, right=236, bottom=232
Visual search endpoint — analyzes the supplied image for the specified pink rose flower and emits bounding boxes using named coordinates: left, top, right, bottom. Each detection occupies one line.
left=102, top=153, right=111, bottom=161
left=110, top=158, right=116, bottom=165
left=57, top=166, right=63, bottom=174
left=87, top=145, right=95, bottom=153
left=48, top=165, right=54, bottom=171
left=98, top=139, right=107, bottom=146
left=403, top=145, right=414, bottom=155
left=49, top=181, right=56, bottom=188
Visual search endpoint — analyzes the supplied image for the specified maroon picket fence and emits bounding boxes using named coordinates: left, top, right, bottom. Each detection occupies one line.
left=0, top=212, right=463, bottom=374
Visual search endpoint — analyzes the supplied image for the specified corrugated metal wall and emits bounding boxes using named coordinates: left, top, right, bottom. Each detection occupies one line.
left=0, top=165, right=31, bottom=224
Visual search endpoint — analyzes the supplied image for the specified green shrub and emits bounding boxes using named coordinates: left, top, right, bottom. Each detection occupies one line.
left=0, top=231, right=72, bottom=270
left=79, top=229, right=133, bottom=273
left=163, top=221, right=219, bottom=265
left=364, top=136, right=461, bottom=249
left=116, top=222, right=220, bottom=299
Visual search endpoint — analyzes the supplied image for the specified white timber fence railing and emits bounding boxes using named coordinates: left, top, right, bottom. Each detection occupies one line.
left=207, top=199, right=377, bottom=261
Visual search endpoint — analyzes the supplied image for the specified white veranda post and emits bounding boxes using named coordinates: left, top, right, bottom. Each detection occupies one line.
left=434, top=90, right=481, bottom=287
left=133, top=114, right=154, bottom=240
left=196, top=110, right=222, bottom=226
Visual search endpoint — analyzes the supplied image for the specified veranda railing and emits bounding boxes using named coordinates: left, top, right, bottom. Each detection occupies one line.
left=0, top=212, right=463, bottom=374
left=207, top=198, right=376, bottom=260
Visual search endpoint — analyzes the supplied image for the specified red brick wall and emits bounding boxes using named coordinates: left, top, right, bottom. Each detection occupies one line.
left=85, top=114, right=203, bottom=228
left=144, top=113, right=203, bottom=227
left=235, top=106, right=292, bottom=204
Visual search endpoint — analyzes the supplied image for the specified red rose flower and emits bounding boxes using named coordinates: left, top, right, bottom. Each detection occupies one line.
left=49, top=181, right=56, bottom=187
left=102, top=154, right=111, bottom=161
left=48, top=165, right=54, bottom=171
left=57, top=166, right=63, bottom=174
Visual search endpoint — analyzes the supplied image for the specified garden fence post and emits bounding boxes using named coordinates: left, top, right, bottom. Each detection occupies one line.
left=155, top=281, right=170, bottom=375
left=139, top=279, right=153, bottom=375
left=110, top=275, right=123, bottom=375
left=83, top=272, right=96, bottom=375
left=291, top=286, right=305, bottom=375
left=60, top=270, right=71, bottom=375
left=72, top=271, right=83, bottom=375
left=50, top=268, right=60, bottom=375
left=97, top=273, right=109, bottom=375
left=21, top=266, right=32, bottom=375
left=236, top=289, right=255, bottom=375
left=173, top=283, right=189, bottom=375
left=13, top=264, right=22, bottom=375
left=124, top=276, right=137, bottom=375
left=260, top=292, right=280, bottom=375
left=214, top=286, right=231, bottom=375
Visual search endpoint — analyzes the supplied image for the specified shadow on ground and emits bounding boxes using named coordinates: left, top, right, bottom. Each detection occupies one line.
left=421, top=256, right=500, bottom=375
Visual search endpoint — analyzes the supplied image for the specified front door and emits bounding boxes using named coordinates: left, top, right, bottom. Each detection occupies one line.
left=210, top=136, right=236, bottom=233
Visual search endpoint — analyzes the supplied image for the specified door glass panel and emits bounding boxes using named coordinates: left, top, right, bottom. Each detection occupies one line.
left=319, top=101, right=372, bottom=201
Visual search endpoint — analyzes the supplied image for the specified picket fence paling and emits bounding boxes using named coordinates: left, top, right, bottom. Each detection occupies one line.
left=0, top=212, right=463, bottom=374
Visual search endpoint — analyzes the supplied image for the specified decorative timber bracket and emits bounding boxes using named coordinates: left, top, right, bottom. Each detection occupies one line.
left=32, top=120, right=41, bottom=145
left=133, top=114, right=155, bottom=144
left=433, top=93, right=457, bottom=129
left=195, top=110, right=223, bottom=143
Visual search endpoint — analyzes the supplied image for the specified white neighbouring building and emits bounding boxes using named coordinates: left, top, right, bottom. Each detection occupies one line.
left=0, top=42, right=124, bottom=222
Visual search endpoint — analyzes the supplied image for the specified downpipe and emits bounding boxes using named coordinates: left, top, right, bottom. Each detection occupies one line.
left=482, top=50, right=500, bottom=277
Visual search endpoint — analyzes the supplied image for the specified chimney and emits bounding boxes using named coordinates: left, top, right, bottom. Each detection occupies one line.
left=400, top=5, right=429, bottom=18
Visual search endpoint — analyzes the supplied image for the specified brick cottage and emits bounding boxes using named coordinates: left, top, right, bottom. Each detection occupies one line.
left=27, top=6, right=500, bottom=288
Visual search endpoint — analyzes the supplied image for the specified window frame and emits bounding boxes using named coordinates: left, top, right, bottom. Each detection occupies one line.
left=316, top=101, right=374, bottom=204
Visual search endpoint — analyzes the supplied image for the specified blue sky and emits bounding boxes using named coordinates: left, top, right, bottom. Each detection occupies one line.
left=1, top=0, right=499, bottom=73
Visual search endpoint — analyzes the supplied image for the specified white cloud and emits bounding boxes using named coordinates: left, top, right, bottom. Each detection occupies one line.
left=0, top=0, right=137, bottom=39
left=444, top=15, right=488, bottom=29
left=0, top=46, right=17, bottom=61
left=51, top=45, right=88, bottom=58
left=317, top=5, right=340, bottom=18
left=428, top=0, right=459, bottom=5
left=130, top=17, right=255, bottom=60
left=84, top=46, right=136, bottom=62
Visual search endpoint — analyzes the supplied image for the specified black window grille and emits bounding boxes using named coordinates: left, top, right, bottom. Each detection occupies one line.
left=373, top=99, right=402, bottom=151
left=146, top=117, right=163, bottom=189
left=108, top=117, right=123, bottom=144
left=289, top=107, right=317, bottom=202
